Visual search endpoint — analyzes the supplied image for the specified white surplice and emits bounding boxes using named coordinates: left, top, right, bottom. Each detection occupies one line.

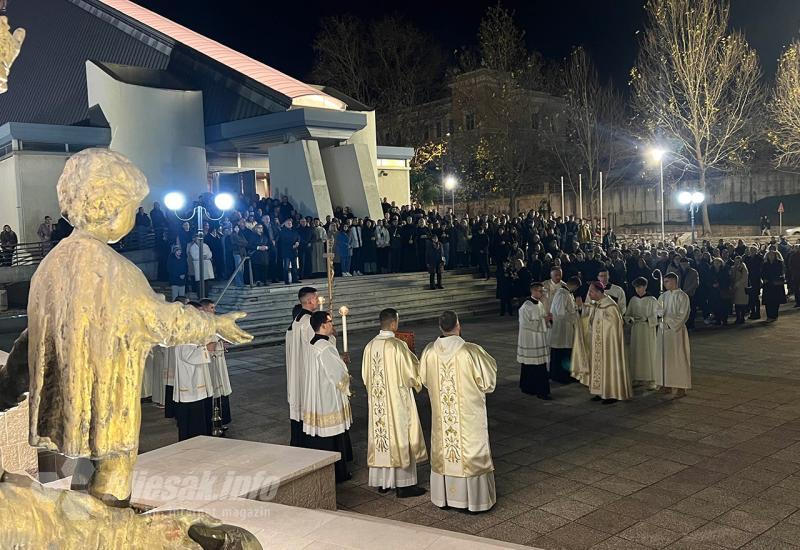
left=173, top=344, right=213, bottom=403
left=286, top=309, right=314, bottom=422
left=517, top=298, right=550, bottom=365
left=624, top=295, right=659, bottom=383
left=655, top=289, right=692, bottom=389
left=208, top=337, right=232, bottom=398
left=151, top=345, right=167, bottom=405
left=549, top=287, right=577, bottom=349
left=542, top=279, right=567, bottom=314
left=303, top=336, right=352, bottom=437
left=141, top=351, right=153, bottom=398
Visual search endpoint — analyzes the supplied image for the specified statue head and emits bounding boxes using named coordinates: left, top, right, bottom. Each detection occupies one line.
left=0, top=16, right=25, bottom=94
left=56, top=149, right=149, bottom=243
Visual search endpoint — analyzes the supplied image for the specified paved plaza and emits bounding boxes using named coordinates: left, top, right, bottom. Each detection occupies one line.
left=139, top=304, right=800, bottom=549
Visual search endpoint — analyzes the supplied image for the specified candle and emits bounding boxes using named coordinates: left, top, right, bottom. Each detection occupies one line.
left=317, top=296, right=326, bottom=311
left=339, top=305, right=349, bottom=352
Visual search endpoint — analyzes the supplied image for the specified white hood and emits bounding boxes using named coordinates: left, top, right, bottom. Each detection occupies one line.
left=433, top=335, right=465, bottom=362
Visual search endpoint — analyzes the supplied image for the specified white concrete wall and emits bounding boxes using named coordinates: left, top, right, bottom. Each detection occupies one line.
left=269, top=140, right=333, bottom=219
left=0, top=156, right=20, bottom=238
left=321, top=144, right=383, bottom=220
left=16, top=153, right=68, bottom=242
left=377, top=168, right=410, bottom=207
left=86, top=61, right=208, bottom=207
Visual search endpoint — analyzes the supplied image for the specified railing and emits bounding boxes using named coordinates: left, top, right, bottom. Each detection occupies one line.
left=213, top=255, right=254, bottom=304
left=0, top=230, right=157, bottom=268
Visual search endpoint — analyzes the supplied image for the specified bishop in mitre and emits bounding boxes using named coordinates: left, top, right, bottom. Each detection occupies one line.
left=27, top=149, right=251, bottom=506
left=655, top=272, right=692, bottom=396
left=624, top=277, right=659, bottom=388
left=420, top=310, right=497, bottom=513
left=549, top=276, right=581, bottom=384
left=285, top=286, right=319, bottom=446
left=362, top=308, right=428, bottom=497
left=303, top=310, right=353, bottom=483
left=572, top=282, right=632, bottom=404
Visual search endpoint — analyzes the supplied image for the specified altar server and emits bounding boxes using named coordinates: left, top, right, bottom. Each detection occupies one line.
left=624, top=277, right=658, bottom=388
left=572, top=282, right=632, bottom=403
left=517, top=282, right=551, bottom=400
left=655, top=272, right=692, bottom=396
left=362, top=308, right=428, bottom=497
left=587, top=269, right=626, bottom=315
left=303, top=310, right=353, bottom=482
left=286, top=287, right=319, bottom=446
left=549, top=276, right=580, bottom=384
left=150, top=344, right=167, bottom=407
left=201, top=299, right=233, bottom=427
left=420, top=310, right=497, bottom=513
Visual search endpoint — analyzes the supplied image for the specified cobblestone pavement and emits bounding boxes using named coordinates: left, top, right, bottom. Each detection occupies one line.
left=140, top=302, right=800, bottom=549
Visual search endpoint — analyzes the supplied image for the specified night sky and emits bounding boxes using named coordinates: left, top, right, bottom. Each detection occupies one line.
left=137, top=0, right=800, bottom=90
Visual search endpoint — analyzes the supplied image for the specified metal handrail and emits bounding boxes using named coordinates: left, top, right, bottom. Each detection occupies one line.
left=214, top=254, right=254, bottom=304
left=0, top=231, right=157, bottom=268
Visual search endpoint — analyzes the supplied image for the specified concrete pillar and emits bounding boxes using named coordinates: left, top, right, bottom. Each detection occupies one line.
left=269, top=140, right=333, bottom=220
left=85, top=61, right=208, bottom=209
left=321, top=144, right=383, bottom=220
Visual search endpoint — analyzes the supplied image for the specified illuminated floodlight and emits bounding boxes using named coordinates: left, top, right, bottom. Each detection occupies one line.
left=444, top=175, right=458, bottom=190
left=214, top=192, right=235, bottom=211
left=164, top=191, right=186, bottom=211
left=691, top=191, right=705, bottom=204
left=678, top=191, right=692, bottom=205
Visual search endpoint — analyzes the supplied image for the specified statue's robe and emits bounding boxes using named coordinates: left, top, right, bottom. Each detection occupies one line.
left=571, top=295, right=632, bottom=400
left=28, top=230, right=220, bottom=459
left=655, top=289, right=692, bottom=389
left=624, top=295, right=659, bottom=384
left=420, top=335, right=497, bottom=512
left=362, top=330, right=427, bottom=489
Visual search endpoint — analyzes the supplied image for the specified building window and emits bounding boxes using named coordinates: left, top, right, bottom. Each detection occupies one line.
left=465, top=113, right=476, bottom=131
left=435, top=121, right=442, bottom=138
left=448, top=119, right=454, bottom=135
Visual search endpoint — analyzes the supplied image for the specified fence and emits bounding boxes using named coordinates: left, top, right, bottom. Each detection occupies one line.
left=0, top=231, right=156, bottom=268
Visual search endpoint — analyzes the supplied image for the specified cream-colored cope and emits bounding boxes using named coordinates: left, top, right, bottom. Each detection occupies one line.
left=27, top=149, right=253, bottom=506
left=0, top=15, right=24, bottom=94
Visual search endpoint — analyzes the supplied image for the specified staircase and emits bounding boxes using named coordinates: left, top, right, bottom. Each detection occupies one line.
left=207, top=270, right=497, bottom=348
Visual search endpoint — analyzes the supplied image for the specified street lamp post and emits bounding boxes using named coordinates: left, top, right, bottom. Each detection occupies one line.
left=165, top=191, right=234, bottom=300
left=444, top=175, right=457, bottom=217
left=678, top=191, right=705, bottom=243
left=648, top=148, right=667, bottom=243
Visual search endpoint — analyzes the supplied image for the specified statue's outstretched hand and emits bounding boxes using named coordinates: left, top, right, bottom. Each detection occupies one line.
left=215, top=311, right=253, bottom=344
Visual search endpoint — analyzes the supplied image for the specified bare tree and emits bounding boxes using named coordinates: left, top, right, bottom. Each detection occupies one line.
left=479, top=3, right=527, bottom=74
left=769, top=41, right=800, bottom=169
left=544, top=47, right=631, bottom=220
left=630, top=0, right=763, bottom=234
left=311, top=15, right=446, bottom=114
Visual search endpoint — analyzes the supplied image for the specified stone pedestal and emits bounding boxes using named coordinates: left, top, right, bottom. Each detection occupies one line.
left=0, top=398, right=38, bottom=477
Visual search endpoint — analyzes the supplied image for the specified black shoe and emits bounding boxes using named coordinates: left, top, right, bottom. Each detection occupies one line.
left=396, top=485, right=427, bottom=498
left=602, top=398, right=618, bottom=405
left=378, top=487, right=391, bottom=494
left=749, top=314, right=760, bottom=320
left=437, top=285, right=444, bottom=289
left=537, top=394, right=553, bottom=401
left=428, top=286, right=436, bottom=290
left=591, top=396, right=602, bottom=402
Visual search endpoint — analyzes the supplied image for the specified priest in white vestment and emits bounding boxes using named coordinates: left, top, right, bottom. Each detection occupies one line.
left=172, top=342, right=213, bottom=441
left=587, top=269, right=626, bottom=315
left=549, top=276, right=581, bottom=384
left=517, top=283, right=552, bottom=399
left=572, top=282, right=632, bottom=403
left=624, top=278, right=659, bottom=388
left=286, top=287, right=319, bottom=446
left=656, top=273, right=692, bottom=396
left=303, top=310, right=353, bottom=483
left=420, top=310, right=497, bottom=513
left=362, top=308, right=428, bottom=497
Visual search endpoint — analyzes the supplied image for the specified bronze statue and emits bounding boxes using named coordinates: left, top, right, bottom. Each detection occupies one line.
left=0, top=149, right=260, bottom=548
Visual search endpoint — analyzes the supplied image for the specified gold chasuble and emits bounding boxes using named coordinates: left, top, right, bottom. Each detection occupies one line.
left=361, top=331, right=427, bottom=469
left=571, top=295, right=632, bottom=401
left=419, top=336, right=497, bottom=478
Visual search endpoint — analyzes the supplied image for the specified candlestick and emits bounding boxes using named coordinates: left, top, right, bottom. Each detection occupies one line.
left=339, top=305, right=349, bottom=352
